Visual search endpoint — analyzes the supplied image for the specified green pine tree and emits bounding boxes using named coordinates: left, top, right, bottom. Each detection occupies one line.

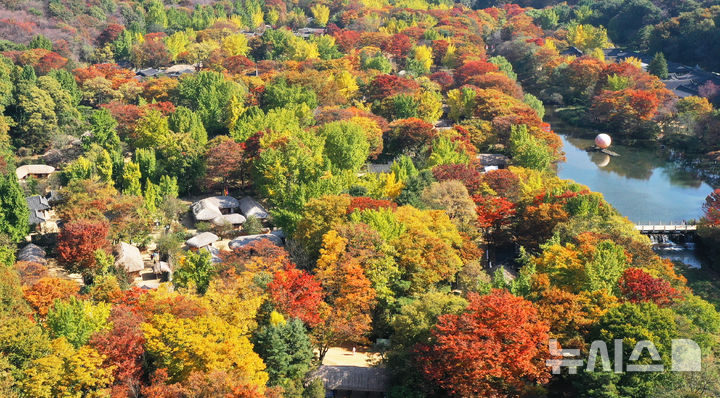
left=254, top=317, right=314, bottom=394
left=648, top=52, right=668, bottom=79
left=0, top=169, right=30, bottom=242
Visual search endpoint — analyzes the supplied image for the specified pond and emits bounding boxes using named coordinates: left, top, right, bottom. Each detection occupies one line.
left=551, top=114, right=714, bottom=268
left=557, top=134, right=713, bottom=224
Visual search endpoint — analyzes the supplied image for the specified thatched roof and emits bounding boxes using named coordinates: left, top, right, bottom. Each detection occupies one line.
left=239, top=196, right=269, bottom=219
left=192, top=196, right=240, bottom=221
left=114, top=242, right=144, bottom=273
left=186, top=232, right=219, bottom=248
left=310, top=366, right=389, bottom=393
left=17, top=243, right=46, bottom=264
left=16, top=164, right=55, bottom=180
left=212, top=213, right=246, bottom=226
left=228, top=233, right=282, bottom=249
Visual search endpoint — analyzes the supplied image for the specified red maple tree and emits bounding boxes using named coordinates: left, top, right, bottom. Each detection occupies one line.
left=432, top=163, right=483, bottom=194
left=473, top=195, right=517, bottom=229
left=619, top=268, right=681, bottom=307
left=90, top=305, right=146, bottom=388
left=268, top=265, right=325, bottom=327
left=56, top=219, right=110, bottom=272
left=418, top=290, right=551, bottom=396
left=347, top=197, right=397, bottom=213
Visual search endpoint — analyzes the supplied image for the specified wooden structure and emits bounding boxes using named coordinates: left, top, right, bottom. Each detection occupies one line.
left=310, top=366, right=389, bottom=397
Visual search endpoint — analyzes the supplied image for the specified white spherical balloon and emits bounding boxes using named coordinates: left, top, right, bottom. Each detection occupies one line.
left=595, top=133, right=612, bottom=149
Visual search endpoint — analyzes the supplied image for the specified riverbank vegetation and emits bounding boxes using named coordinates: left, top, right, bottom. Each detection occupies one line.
left=0, top=2, right=719, bottom=397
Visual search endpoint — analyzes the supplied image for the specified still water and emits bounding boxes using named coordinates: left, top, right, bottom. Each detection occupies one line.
left=556, top=134, right=714, bottom=268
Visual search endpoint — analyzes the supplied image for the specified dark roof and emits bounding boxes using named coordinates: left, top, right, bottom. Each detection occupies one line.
left=26, top=196, right=50, bottom=225
left=28, top=210, right=45, bottom=225
left=561, top=46, right=583, bottom=57
left=136, top=68, right=161, bottom=77
left=310, top=366, right=389, bottom=393
left=17, top=243, right=47, bottom=264
left=26, top=195, right=50, bottom=211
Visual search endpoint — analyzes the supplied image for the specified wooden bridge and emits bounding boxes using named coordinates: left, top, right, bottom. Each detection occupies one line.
left=635, top=224, right=697, bottom=234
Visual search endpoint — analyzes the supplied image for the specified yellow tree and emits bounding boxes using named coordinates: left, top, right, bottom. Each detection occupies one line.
left=413, top=45, right=433, bottom=72
left=310, top=4, right=330, bottom=27
left=142, top=313, right=269, bottom=389
left=391, top=206, right=464, bottom=294
left=165, top=30, right=193, bottom=61
left=22, top=337, right=114, bottom=398
left=222, top=34, right=250, bottom=57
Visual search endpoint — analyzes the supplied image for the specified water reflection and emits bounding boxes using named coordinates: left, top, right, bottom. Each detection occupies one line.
left=557, top=135, right=712, bottom=224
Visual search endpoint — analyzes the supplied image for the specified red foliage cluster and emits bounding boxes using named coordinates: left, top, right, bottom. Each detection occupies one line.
left=619, top=268, right=681, bottom=307
left=347, top=197, right=398, bottom=213
left=432, top=163, right=483, bottom=194
left=101, top=101, right=143, bottom=138
left=97, top=23, right=125, bottom=45
left=482, top=169, right=520, bottom=199
left=146, top=101, right=176, bottom=115
left=455, top=60, right=498, bottom=86
left=473, top=195, right=516, bottom=229
left=219, top=239, right=292, bottom=276
left=90, top=305, right=146, bottom=387
left=703, top=189, right=720, bottom=225
left=383, top=34, right=413, bottom=57
left=267, top=265, right=324, bottom=327
left=36, top=51, right=68, bottom=75
left=74, top=63, right=135, bottom=87
left=366, top=74, right=420, bottom=101
left=56, top=219, right=110, bottom=272
left=333, top=29, right=362, bottom=52
left=429, top=71, right=454, bottom=90
left=223, top=55, right=255, bottom=75
left=418, top=290, right=550, bottom=396
left=387, top=118, right=437, bottom=152
left=466, top=72, right=523, bottom=99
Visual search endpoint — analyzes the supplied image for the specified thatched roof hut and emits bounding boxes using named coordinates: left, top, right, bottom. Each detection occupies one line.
left=186, top=232, right=219, bottom=249
left=228, top=233, right=282, bottom=250
left=191, top=196, right=240, bottom=221
left=239, top=196, right=269, bottom=219
left=212, top=213, right=246, bottom=226
left=114, top=242, right=144, bottom=273
left=16, top=164, right=55, bottom=180
left=17, top=243, right=47, bottom=264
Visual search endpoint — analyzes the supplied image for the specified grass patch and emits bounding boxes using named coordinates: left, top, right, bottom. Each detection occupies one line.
left=675, top=262, right=720, bottom=309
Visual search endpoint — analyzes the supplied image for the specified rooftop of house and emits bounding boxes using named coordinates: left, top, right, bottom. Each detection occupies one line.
left=310, top=366, right=389, bottom=393
left=16, top=164, right=55, bottom=180
left=186, top=232, right=220, bottom=248
left=17, top=243, right=47, bottom=264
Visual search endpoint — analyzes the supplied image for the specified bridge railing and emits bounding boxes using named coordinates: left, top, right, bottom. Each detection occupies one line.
left=634, top=224, right=697, bottom=232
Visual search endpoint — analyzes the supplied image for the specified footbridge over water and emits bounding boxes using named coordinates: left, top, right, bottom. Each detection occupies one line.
left=635, top=224, right=697, bottom=234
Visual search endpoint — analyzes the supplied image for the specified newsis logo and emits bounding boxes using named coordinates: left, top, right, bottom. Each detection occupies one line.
left=546, top=338, right=702, bottom=374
